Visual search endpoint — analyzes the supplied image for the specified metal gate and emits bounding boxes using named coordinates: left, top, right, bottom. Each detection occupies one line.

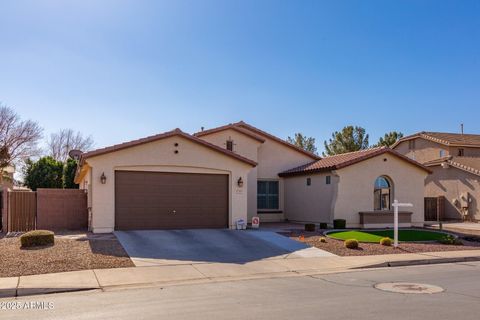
left=7, top=191, right=36, bottom=232
left=424, top=196, right=445, bottom=221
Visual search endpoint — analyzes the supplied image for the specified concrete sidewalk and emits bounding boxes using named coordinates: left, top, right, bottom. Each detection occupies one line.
left=428, top=222, right=480, bottom=236
left=1, top=249, right=480, bottom=298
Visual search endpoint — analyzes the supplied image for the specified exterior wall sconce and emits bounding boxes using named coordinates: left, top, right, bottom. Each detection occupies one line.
left=100, top=172, right=107, bottom=184
left=237, top=177, right=244, bottom=187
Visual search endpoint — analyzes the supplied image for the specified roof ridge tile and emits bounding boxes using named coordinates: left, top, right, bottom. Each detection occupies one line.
left=280, top=147, right=431, bottom=176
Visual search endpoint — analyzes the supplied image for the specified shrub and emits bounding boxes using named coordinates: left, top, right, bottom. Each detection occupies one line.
left=319, top=237, right=327, bottom=243
left=438, top=235, right=462, bottom=245
left=305, top=223, right=316, bottom=232
left=23, top=157, right=63, bottom=191
left=319, top=222, right=328, bottom=229
left=380, top=237, right=392, bottom=246
left=20, top=230, right=55, bottom=248
left=333, top=219, right=346, bottom=229
left=63, top=158, right=79, bottom=189
left=344, top=239, right=359, bottom=249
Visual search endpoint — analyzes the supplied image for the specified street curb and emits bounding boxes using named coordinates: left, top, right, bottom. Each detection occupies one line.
left=0, top=287, right=100, bottom=299
left=354, top=256, right=480, bottom=269
left=16, top=287, right=101, bottom=297
left=2, top=254, right=480, bottom=299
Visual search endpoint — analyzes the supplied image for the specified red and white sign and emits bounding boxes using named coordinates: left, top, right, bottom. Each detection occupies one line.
left=251, top=216, right=260, bottom=229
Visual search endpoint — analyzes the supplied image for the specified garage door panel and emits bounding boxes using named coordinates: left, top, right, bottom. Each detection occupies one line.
left=116, top=194, right=227, bottom=208
left=115, top=171, right=229, bottom=230
left=115, top=182, right=228, bottom=193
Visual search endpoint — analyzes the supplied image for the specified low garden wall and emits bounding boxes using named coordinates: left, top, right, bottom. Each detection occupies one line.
left=359, top=211, right=413, bottom=228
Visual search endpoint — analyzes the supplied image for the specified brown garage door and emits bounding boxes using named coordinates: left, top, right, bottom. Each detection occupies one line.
left=115, top=171, right=229, bottom=230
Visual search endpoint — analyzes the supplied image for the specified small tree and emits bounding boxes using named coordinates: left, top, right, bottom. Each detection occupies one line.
left=287, top=133, right=318, bottom=154
left=323, top=126, right=369, bottom=156
left=0, top=146, right=11, bottom=183
left=47, top=129, right=94, bottom=162
left=0, top=104, right=43, bottom=168
left=63, top=158, right=79, bottom=189
left=375, top=131, right=404, bottom=147
left=0, top=146, right=9, bottom=169
left=23, top=157, right=64, bottom=191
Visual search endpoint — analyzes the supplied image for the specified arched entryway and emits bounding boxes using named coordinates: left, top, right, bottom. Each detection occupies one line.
left=374, top=176, right=393, bottom=211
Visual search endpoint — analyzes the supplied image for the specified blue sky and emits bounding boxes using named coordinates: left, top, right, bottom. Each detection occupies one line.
left=1, top=0, right=479, bottom=153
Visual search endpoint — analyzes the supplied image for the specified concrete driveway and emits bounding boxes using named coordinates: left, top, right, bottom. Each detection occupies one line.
left=115, top=229, right=335, bottom=266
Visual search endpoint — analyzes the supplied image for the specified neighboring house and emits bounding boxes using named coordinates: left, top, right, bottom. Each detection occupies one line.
left=0, top=166, right=14, bottom=191
left=279, top=147, right=430, bottom=228
left=393, top=132, right=480, bottom=221
left=75, top=122, right=429, bottom=233
left=0, top=166, right=15, bottom=232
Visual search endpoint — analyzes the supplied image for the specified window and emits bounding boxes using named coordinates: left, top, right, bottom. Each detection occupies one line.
left=408, top=140, right=416, bottom=150
left=306, top=178, right=311, bottom=186
left=374, top=176, right=392, bottom=211
left=439, top=150, right=446, bottom=158
left=458, top=148, right=465, bottom=157
left=257, top=181, right=279, bottom=210
left=326, top=176, right=331, bottom=185
left=226, top=140, right=233, bottom=151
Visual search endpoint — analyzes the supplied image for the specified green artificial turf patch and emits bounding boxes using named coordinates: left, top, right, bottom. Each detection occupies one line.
left=326, top=229, right=451, bottom=243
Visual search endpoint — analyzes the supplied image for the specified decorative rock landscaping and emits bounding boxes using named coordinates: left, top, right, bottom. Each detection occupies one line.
left=0, top=233, right=134, bottom=277
left=281, top=229, right=480, bottom=256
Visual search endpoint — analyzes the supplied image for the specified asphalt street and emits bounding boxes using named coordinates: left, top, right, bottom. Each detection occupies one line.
left=2, top=262, right=480, bottom=320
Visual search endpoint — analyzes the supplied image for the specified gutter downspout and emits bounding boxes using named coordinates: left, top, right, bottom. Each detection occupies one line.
left=329, top=170, right=340, bottom=227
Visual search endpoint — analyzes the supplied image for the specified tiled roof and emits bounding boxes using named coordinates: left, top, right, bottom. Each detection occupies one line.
left=392, top=131, right=480, bottom=148
left=194, top=121, right=320, bottom=160
left=279, top=147, right=431, bottom=177
left=195, top=124, right=266, bottom=143
left=79, top=128, right=258, bottom=167
left=424, top=156, right=480, bottom=177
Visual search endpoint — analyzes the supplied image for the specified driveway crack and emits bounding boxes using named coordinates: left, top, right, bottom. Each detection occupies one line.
left=190, top=264, right=211, bottom=280
left=307, top=275, right=375, bottom=288
left=443, top=291, right=480, bottom=299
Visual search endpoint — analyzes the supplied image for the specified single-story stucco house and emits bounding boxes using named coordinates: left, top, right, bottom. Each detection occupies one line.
left=75, top=121, right=430, bottom=233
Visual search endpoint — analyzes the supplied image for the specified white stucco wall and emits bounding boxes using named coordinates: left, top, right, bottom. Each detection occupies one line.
left=333, top=153, right=428, bottom=228
left=284, top=172, right=337, bottom=224
left=255, top=138, right=318, bottom=221
left=425, top=165, right=480, bottom=221
left=394, top=138, right=448, bottom=164
left=395, top=138, right=480, bottom=163
left=198, top=128, right=262, bottom=219
left=81, top=135, right=253, bottom=233
left=197, top=128, right=261, bottom=162
left=197, top=128, right=317, bottom=222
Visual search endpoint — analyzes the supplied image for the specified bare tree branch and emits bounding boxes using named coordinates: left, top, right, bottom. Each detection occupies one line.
left=0, top=104, right=43, bottom=169
left=47, top=128, right=94, bottom=162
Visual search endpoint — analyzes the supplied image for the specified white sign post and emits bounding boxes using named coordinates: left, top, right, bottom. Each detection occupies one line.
left=392, top=200, right=413, bottom=248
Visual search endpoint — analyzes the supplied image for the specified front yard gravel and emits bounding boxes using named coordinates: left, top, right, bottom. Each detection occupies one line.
left=0, top=234, right=134, bottom=277
left=281, top=231, right=480, bottom=256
